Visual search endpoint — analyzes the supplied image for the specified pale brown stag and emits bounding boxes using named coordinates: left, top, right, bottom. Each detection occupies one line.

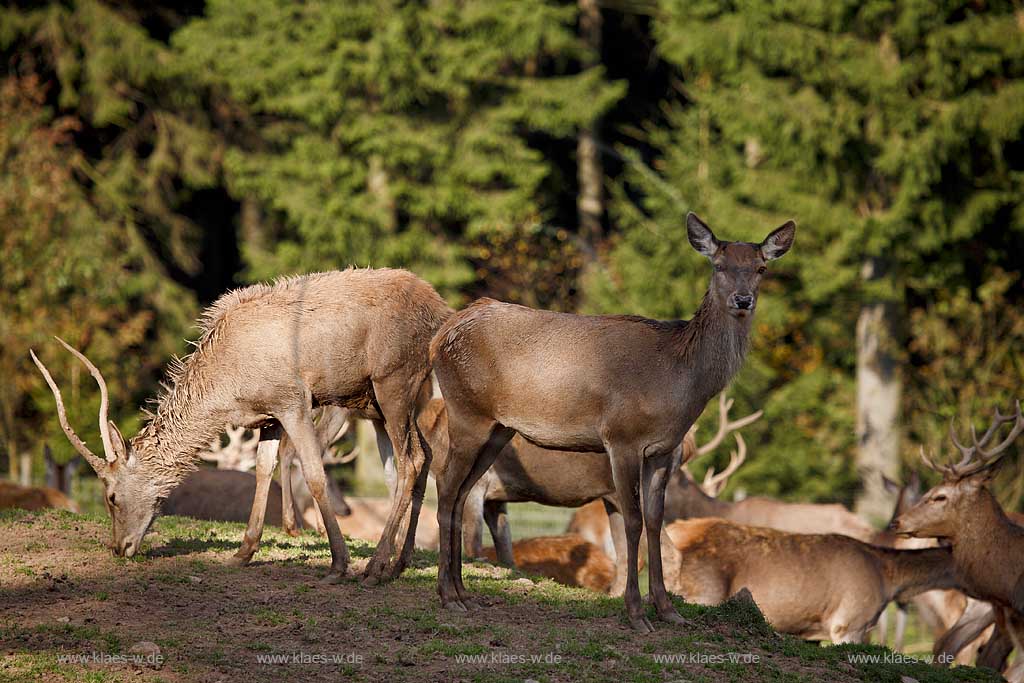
left=31, top=268, right=449, bottom=584
left=663, top=518, right=959, bottom=643
left=890, top=401, right=1024, bottom=682
left=430, top=213, right=795, bottom=631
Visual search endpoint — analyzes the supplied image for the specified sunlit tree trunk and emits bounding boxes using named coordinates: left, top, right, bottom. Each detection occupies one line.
left=855, top=257, right=902, bottom=522
left=577, top=0, right=603, bottom=251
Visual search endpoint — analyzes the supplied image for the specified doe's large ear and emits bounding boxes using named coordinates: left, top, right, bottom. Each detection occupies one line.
left=109, top=421, right=129, bottom=463
left=687, top=213, right=720, bottom=259
left=760, top=220, right=796, bottom=260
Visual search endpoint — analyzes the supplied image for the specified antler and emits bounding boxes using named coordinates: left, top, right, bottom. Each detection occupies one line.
left=920, top=401, right=1024, bottom=479
left=701, top=433, right=747, bottom=497
left=200, top=425, right=260, bottom=470
left=696, top=392, right=763, bottom=457
left=30, top=340, right=117, bottom=472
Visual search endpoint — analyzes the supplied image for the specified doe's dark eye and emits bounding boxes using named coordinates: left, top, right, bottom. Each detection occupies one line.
left=932, top=494, right=947, bottom=503
left=757, top=266, right=767, bottom=274
left=714, top=263, right=726, bottom=272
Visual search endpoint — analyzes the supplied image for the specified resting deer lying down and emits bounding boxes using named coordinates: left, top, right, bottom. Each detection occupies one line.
left=890, top=402, right=1024, bottom=683
left=33, top=268, right=449, bottom=584
left=568, top=406, right=873, bottom=571
left=480, top=534, right=614, bottom=593
left=431, top=213, right=795, bottom=631
left=0, top=480, right=77, bottom=513
left=663, top=518, right=958, bottom=643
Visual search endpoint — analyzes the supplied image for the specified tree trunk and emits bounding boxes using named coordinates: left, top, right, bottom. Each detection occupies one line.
left=855, top=257, right=902, bottom=522
left=576, top=0, right=603, bottom=251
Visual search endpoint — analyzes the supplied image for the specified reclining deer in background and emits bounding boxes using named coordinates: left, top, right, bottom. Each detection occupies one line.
left=568, top=396, right=873, bottom=569
left=890, top=401, right=1024, bottom=682
left=662, top=517, right=959, bottom=644
left=32, top=268, right=450, bottom=584
left=430, top=213, right=795, bottom=631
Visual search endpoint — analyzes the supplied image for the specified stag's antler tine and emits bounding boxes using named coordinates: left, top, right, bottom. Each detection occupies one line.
left=54, top=337, right=117, bottom=463
left=948, top=417, right=976, bottom=471
left=975, top=401, right=1024, bottom=464
left=701, top=433, right=747, bottom=497
left=918, top=445, right=950, bottom=477
left=696, top=393, right=761, bottom=457
left=30, top=349, right=107, bottom=472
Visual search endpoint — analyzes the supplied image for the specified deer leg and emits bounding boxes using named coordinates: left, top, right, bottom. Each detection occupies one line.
left=462, top=481, right=487, bottom=559
left=893, top=605, right=908, bottom=651
left=641, top=449, right=684, bottom=625
left=229, top=429, right=280, bottom=565
left=608, top=444, right=653, bottom=633
left=450, top=425, right=514, bottom=605
left=278, top=410, right=349, bottom=583
left=436, top=414, right=499, bottom=611
left=484, top=500, right=515, bottom=567
left=279, top=432, right=303, bottom=537
left=604, top=498, right=628, bottom=598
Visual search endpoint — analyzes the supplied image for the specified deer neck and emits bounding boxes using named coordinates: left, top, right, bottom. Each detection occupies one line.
left=878, top=546, right=958, bottom=603
left=674, top=291, right=752, bottom=401
left=132, top=367, right=227, bottom=496
left=948, top=489, right=1024, bottom=603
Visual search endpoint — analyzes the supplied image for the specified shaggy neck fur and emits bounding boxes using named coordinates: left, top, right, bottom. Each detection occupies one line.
left=130, top=325, right=232, bottom=497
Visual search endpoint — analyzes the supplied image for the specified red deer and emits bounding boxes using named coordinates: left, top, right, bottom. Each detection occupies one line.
left=663, top=518, right=959, bottom=643
left=890, top=402, right=1024, bottom=682
left=0, top=480, right=77, bottom=513
left=162, top=469, right=296, bottom=526
left=480, top=534, right=614, bottom=593
left=32, top=268, right=450, bottom=584
left=430, top=213, right=795, bottom=631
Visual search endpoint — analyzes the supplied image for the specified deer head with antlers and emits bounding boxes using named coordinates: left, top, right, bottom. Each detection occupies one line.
left=680, top=392, right=762, bottom=497
left=891, top=401, right=1024, bottom=540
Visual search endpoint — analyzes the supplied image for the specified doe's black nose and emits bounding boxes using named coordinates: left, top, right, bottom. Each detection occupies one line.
left=732, top=295, right=754, bottom=310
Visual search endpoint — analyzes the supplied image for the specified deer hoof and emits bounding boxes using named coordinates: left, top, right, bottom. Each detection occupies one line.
left=658, top=610, right=687, bottom=626
left=284, top=528, right=302, bottom=538
left=226, top=553, right=252, bottom=567
left=443, top=600, right=469, bottom=613
left=320, top=570, right=346, bottom=585
left=629, top=615, right=655, bottom=634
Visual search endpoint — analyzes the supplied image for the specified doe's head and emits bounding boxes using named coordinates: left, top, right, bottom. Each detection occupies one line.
left=31, top=340, right=163, bottom=558
left=686, top=213, right=795, bottom=319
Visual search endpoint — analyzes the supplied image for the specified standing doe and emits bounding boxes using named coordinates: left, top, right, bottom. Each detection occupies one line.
left=429, top=213, right=794, bottom=631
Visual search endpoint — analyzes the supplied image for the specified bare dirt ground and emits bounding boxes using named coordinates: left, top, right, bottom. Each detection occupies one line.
left=0, top=510, right=1001, bottom=683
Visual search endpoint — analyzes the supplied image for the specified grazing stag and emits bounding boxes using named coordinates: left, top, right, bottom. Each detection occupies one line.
left=430, top=213, right=795, bottom=631
left=890, top=401, right=1024, bottom=682
left=31, top=268, right=449, bottom=584
left=663, top=518, right=959, bottom=643
left=480, top=534, right=615, bottom=593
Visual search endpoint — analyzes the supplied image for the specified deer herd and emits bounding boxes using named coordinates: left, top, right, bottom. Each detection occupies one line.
left=17, top=213, right=1024, bottom=679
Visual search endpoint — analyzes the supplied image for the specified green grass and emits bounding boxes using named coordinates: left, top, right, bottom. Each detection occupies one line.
left=0, top=508, right=1005, bottom=683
